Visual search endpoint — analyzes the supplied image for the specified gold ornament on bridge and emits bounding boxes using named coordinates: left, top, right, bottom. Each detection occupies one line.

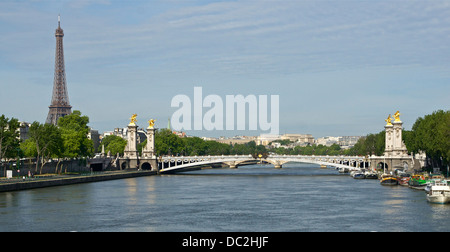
left=129, top=113, right=138, bottom=126
left=385, top=114, right=393, bottom=126
left=394, top=111, right=401, bottom=122
left=148, top=119, right=156, bottom=129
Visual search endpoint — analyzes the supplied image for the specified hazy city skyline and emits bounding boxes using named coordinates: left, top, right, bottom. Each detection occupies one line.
left=1, top=0, right=449, bottom=138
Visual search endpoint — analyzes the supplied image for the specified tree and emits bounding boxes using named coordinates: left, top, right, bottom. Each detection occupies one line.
left=20, top=139, right=37, bottom=158
left=405, top=110, right=450, bottom=168
left=444, top=112, right=450, bottom=166
left=0, top=115, right=20, bottom=176
left=27, top=122, right=64, bottom=174
left=182, top=137, right=207, bottom=156
left=346, top=131, right=384, bottom=156
left=155, top=129, right=184, bottom=156
left=328, top=143, right=341, bottom=156
left=57, top=110, right=94, bottom=158
left=204, top=141, right=231, bottom=155
left=0, top=115, right=20, bottom=160
left=101, top=135, right=127, bottom=156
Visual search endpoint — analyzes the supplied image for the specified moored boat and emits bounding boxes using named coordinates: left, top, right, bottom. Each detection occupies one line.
left=425, top=174, right=445, bottom=192
left=398, top=173, right=411, bottom=186
left=429, top=174, right=445, bottom=182
left=364, top=173, right=378, bottom=179
left=353, top=172, right=365, bottom=179
left=425, top=183, right=432, bottom=193
left=408, top=174, right=428, bottom=190
left=380, top=174, right=398, bottom=186
left=426, top=180, right=450, bottom=204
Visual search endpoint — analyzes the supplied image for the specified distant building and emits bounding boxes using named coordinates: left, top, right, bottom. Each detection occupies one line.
left=172, top=130, right=186, bottom=138
left=256, top=134, right=281, bottom=146
left=88, top=129, right=100, bottom=152
left=281, top=134, right=314, bottom=145
left=215, top=136, right=257, bottom=145
left=17, top=121, right=31, bottom=141
left=102, top=128, right=127, bottom=139
left=101, top=127, right=146, bottom=145
left=315, top=136, right=361, bottom=148
left=338, top=136, right=361, bottom=148
left=315, top=136, right=340, bottom=146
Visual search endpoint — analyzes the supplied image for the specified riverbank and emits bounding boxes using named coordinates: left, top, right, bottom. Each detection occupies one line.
left=0, top=170, right=157, bottom=192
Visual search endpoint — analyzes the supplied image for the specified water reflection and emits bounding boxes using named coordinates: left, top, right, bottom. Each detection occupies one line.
left=143, top=177, right=156, bottom=205
left=380, top=186, right=407, bottom=215
left=125, top=178, right=138, bottom=206
left=0, top=192, right=14, bottom=209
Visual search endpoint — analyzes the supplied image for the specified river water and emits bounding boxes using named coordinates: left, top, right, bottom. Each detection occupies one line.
left=1, top=163, right=450, bottom=232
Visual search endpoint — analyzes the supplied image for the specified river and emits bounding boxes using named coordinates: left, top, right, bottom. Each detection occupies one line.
left=1, top=163, right=449, bottom=232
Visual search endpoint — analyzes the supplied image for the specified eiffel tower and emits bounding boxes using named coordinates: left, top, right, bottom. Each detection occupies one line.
left=46, top=15, right=72, bottom=125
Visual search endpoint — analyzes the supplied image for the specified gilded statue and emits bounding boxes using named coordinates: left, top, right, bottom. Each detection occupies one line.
left=129, top=113, right=138, bottom=125
left=385, top=114, right=393, bottom=126
left=148, top=119, right=156, bottom=129
left=394, top=111, right=401, bottom=122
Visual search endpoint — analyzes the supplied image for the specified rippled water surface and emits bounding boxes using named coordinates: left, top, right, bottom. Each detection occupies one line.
left=1, top=163, right=449, bottom=232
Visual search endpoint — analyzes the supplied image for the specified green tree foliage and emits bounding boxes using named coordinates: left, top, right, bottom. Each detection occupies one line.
left=26, top=122, right=64, bottom=173
left=155, top=129, right=185, bottom=156
left=346, top=131, right=385, bottom=156
left=272, top=143, right=343, bottom=156
left=182, top=136, right=208, bottom=156
left=0, top=115, right=20, bottom=161
left=204, top=140, right=231, bottom=155
left=57, top=110, right=94, bottom=158
left=20, top=138, right=37, bottom=158
left=404, top=110, right=450, bottom=167
left=101, top=135, right=127, bottom=156
left=230, top=141, right=267, bottom=156
left=17, top=110, right=95, bottom=173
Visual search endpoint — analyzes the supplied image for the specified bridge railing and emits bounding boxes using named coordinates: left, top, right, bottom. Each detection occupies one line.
left=159, top=154, right=367, bottom=169
left=160, top=154, right=363, bottom=160
left=160, top=155, right=254, bottom=162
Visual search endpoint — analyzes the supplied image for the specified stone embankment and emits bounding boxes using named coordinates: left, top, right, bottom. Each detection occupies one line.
left=0, top=170, right=157, bottom=192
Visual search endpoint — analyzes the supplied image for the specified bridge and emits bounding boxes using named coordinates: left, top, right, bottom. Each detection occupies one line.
left=114, top=111, right=423, bottom=174
left=159, top=155, right=365, bottom=174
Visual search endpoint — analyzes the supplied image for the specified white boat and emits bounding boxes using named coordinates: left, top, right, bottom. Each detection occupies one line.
left=425, top=175, right=446, bottom=193
left=426, top=180, right=450, bottom=204
left=351, top=171, right=365, bottom=179
left=425, top=183, right=432, bottom=193
left=364, top=172, right=378, bottom=179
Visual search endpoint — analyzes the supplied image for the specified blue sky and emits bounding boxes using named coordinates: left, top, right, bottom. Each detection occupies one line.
left=0, top=0, right=449, bottom=138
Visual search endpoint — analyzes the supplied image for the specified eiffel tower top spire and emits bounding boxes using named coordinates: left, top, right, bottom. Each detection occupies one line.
left=46, top=15, right=72, bottom=125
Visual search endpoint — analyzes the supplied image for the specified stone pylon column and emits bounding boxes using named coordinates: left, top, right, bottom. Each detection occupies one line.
left=142, top=127, right=156, bottom=158
left=392, top=111, right=408, bottom=157
left=384, top=123, right=394, bottom=157
left=384, top=114, right=394, bottom=157
left=392, top=121, right=402, bottom=151
left=124, top=116, right=139, bottom=159
left=384, top=111, right=408, bottom=158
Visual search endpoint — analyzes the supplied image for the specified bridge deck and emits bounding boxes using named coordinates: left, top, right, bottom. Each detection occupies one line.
left=159, top=155, right=361, bottom=173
